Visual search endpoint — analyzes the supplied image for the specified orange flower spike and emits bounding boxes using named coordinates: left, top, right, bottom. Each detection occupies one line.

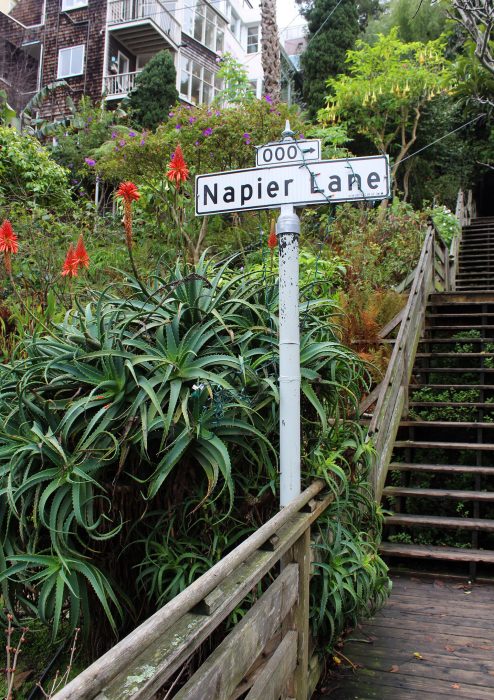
left=167, top=145, right=190, bottom=185
left=61, top=244, right=78, bottom=277
left=267, top=219, right=277, bottom=250
left=0, top=220, right=19, bottom=254
left=74, top=234, right=89, bottom=269
left=115, top=181, right=140, bottom=248
left=115, top=181, right=140, bottom=203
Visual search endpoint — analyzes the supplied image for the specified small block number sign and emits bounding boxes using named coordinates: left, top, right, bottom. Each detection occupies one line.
left=256, top=139, right=321, bottom=167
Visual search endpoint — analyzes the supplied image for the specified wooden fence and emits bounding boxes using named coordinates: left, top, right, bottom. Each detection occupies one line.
left=54, top=481, right=333, bottom=700
left=368, top=191, right=475, bottom=499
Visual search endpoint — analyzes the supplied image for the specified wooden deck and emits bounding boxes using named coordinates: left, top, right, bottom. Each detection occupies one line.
left=318, top=575, right=494, bottom=699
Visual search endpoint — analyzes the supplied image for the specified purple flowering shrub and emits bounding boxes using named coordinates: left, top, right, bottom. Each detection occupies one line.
left=96, top=99, right=306, bottom=182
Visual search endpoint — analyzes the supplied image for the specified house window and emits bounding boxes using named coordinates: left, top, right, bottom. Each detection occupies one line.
left=185, top=1, right=226, bottom=53
left=247, top=25, right=259, bottom=53
left=61, top=0, right=88, bottom=10
left=180, top=57, right=222, bottom=105
left=57, top=44, right=85, bottom=78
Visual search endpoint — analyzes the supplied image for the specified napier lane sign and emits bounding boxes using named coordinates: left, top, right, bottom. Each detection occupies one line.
left=195, top=154, right=390, bottom=215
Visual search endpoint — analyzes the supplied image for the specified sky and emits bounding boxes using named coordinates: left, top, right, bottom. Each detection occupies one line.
left=277, top=0, right=306, bottom=32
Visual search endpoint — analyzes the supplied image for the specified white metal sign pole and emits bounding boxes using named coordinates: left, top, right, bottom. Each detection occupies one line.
left=277, top=122, right=301, bottom=507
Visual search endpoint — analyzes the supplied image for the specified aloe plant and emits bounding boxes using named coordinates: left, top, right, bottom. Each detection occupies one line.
left=0, top=255, right=374, bottom=646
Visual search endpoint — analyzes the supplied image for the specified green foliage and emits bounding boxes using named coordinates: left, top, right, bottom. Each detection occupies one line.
left=300, top=0, right=360, bottom=119
left=127, top=51, right=178, bottom=130
left=321, top=29, right=454, bottom=179
left=50, top=97, right=128, bottom=178
left=325, top=200, right=427, bottom=290
left=215, top=53, right=256, bottom=104
left=431, top=204, right=461, bottom=245
left=365, top=0, right=447, bottom=43
left=0, top=127, right=72, bottom=210
left=0, top=256, right=375, bottom=644
left=309, top=426, right=390, bottom=647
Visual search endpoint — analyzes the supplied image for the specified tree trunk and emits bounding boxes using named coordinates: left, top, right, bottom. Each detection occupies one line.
left=261, top=0, right=281, bottom=102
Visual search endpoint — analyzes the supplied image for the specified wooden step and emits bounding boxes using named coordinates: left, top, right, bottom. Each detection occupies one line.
left=426, top=313, right=494, bottom=319
left=383, top=486, right=494, bottom=501
left=411, top=368, right=494, bottom=374
left=424, top=325, right=494, bottom=331
left=385, top=514, right=494, bottom=531
left=416, top=352, right=494, bottom=358
left=379, top=542, right=494, bottom=563
left=389, top=462, right=494, bottom=474
left=409, top=383, right=494, bottom=389
left=400, top=420, right=494, bottom=428
left=429, top=292, right=494, bottom=301
left=408, top=401, right=494, bottom=408
left=394, top=440, right=494, bottom=450
left=417, top=338, right=494, bottom=345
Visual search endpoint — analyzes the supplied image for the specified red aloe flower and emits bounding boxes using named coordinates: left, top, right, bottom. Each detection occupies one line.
left=0, top=220, right=19, bottom=254
left=116, top=181, right=139, bottom=247
left=267, top=220, right=277, bottom=250
left=166, top=145, right=189, bottom=185
left=62, top=244, right=78, bottom=277
left=74, top=234, right=89, bottom=269
left=0, top=220, right=19, bottom=274
left=115, top=181, right=140, bottom=203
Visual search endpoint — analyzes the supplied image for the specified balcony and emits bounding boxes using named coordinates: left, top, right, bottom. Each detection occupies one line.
left=104, top=70, right=140, bottom=98
left=107, top=1, right=181, bottom=53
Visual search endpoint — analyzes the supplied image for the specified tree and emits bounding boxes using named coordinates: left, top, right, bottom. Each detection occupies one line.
left=127, top=51, right=178, bottom=130
left=261, top=0, right=281, bottom=101
left=320, top=29, right=454, bottom=186
left=365, top=0, right=447, bottom=43
left=298, top=0, right=360, bottom=119
left=450, top=1, right=494, bottom=77
left=215, top=53, right=256, bottom=104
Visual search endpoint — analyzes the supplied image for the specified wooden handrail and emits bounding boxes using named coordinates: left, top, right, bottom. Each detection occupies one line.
left=54, top=480, right=331, bottom=700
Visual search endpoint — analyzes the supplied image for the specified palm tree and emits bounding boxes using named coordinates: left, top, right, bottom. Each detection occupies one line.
left=261, top=0, right=281, bottom=102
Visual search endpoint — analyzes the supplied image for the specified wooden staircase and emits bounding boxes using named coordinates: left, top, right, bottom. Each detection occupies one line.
left=380, top=217, right=494, bottom=577
left=456, top=216, right=494, bottom=291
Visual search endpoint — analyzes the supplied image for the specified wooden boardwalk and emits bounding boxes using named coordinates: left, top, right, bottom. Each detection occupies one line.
left=319, top=575, right=494, bottom=699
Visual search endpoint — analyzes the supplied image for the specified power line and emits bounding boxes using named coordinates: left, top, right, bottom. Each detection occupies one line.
left=400, top=114, right=485, bottom=164
left=306, top=0, right=345, bottom=48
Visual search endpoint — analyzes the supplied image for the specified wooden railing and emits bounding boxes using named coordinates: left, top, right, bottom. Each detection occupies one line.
left=368, top=190, right=475, bottom=499
left=107, top=0, right=181, bottom=46
left=104, top=71, right=139, bottom=97
left=54, top=481, right=332, bottom=700
left=368, top=224, right=437, bottom=498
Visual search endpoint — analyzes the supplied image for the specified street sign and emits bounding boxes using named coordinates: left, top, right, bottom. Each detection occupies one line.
left=196, top=154, right=390, bottom=215
left=255, top=139, right=321, bottom=167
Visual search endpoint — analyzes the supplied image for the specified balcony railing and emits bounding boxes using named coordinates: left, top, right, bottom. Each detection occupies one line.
left=107, top=0, right=181, bottom=46
left=104, top=71, right=139, bottom=97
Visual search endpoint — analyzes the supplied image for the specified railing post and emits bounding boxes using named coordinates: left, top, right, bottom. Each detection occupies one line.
left=282, top=527, right=311, bottom=700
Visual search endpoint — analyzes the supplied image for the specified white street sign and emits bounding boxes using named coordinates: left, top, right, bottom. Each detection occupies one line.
left=196, top=155, right=390, bottom=215
left=255, top=139, right=321, bottom=167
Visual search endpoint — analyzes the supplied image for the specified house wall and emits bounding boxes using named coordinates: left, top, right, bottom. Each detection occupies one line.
left=9, top=0, right=43, bottom=26
left=39, top=0, right=107, bottom=120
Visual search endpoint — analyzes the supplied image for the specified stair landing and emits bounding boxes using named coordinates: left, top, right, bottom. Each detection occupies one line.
left=319, top=575, right=494, bottom=699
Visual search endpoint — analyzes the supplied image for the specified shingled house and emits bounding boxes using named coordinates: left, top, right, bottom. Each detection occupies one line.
left=0, top=0, right=264, bottom=120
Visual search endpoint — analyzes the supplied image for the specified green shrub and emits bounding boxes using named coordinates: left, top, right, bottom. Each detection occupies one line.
left=0, top=127, right=72, bottom=210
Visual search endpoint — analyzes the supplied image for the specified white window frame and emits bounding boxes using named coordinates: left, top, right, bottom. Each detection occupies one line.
left=185, top=0, right=226, bottom=53
left=61, top=0, right=88, bottom=10
left=57, top=44, right=85, bottom=79
left=247, top=25, right=259, bottom=54
left=180, top=57, right=222, bottom=106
